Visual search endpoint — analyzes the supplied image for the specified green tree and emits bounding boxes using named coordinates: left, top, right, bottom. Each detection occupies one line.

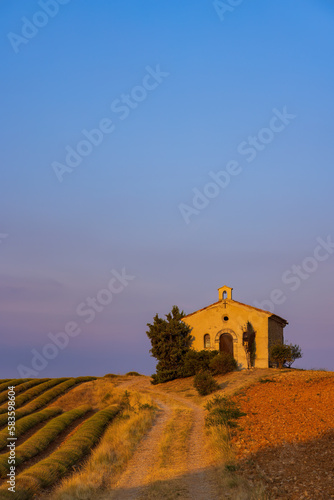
left=270, top=342, right=302, bottom=369
left=146, top=305, right=193, bottom=384
left=284, top=343, right=302, bottom=368
left=242, top=321, right=256, bottom=368
left=270, top=343, right=292, bottom=368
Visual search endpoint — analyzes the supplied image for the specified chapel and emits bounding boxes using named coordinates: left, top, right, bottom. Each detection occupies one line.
left=182, top=285, right=288, bottom=368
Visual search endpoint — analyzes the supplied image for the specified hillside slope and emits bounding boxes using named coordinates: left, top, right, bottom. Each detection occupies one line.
left=110, top=369, right=334, bottom=499
left=1, top=369, right=333, bottom=499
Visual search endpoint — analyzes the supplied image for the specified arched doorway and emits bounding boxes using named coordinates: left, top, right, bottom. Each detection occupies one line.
left=219, top=333, right=233, bottom=356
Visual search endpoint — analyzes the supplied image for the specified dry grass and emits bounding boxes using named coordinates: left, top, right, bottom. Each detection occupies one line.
left=213, top=470, right=268, bottom=500
left=205, top=424, right=234, bottom=464
left=47, top=391, right=156, bottom=500
left=2, top=370, right=319, bottom=499
left=138, top=480, right=188, bottom=500
left=203, top=394, right=268, bottom=499
left=49, top=377, right=124, bottom=411
left=139, top=404, right=193, bottom=500
left=157, top=407, right=192, bottom=469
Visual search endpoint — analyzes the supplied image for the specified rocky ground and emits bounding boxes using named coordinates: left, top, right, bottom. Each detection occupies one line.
left=232, top=370, right=334, bottom=499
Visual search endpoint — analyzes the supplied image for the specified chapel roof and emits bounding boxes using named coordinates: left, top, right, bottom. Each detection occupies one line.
left=184, top=298, right=288, bottom=325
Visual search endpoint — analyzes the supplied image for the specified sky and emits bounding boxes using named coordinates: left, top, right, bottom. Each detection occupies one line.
left=1, top=0, right=333, bottom=378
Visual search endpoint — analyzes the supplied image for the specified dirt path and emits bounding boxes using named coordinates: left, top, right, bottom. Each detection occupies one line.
left=181, top=400, right=216, bottom=500
left=110, top=397, right=172, bottom=499
left=108, top=370, right=278, bottom=499
left=110, top=376, right=221, bottom=499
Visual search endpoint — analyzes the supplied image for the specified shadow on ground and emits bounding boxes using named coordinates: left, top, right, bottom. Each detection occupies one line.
left=106, top=464, right=263, bottom=500
left=238, top=430, right=334, bottom=499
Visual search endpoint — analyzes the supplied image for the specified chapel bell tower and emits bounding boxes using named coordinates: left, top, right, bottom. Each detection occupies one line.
left=218, top=285, right=233, bottom=301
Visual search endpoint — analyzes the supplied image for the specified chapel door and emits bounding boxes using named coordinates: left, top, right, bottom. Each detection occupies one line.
left=219, top=333, right=233, bottom=356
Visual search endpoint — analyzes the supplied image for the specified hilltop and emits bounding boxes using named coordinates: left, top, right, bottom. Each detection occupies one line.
left=0, top=369, right=333, bottom=499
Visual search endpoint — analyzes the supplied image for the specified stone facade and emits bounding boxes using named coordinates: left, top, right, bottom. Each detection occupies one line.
left=182, top=285, right=288, bottom=369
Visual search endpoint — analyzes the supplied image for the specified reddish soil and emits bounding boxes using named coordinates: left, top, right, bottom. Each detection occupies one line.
left=232, top=370, right=334, bottom=499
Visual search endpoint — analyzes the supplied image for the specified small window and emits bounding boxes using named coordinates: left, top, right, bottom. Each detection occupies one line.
left=204, top=334, right=211, bottom=349
left=223, top=316, right=229, bottom=322
left=223, top=291, right=227, bottom=299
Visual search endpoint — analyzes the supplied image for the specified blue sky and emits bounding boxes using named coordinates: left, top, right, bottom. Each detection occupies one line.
left=1, top=0, right=334, bottom=377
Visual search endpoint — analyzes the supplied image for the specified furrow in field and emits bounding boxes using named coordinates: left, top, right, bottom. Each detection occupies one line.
left=0, top=405, right=120, bottom=499
left=0, top=378, right=79, bottom=429
left=0, top=407, right=63, bottom=451
left=0, top=379, right=50, bottom=405
left=0, top=378, right=69, bottom=414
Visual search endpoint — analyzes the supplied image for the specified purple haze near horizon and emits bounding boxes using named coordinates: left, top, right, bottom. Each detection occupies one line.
left=0, top=0, right=333, bottom=378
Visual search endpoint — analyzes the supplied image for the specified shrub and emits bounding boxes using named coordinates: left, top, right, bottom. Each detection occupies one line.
left=138, top=403, right=155, bottom=410
left=181, top=350, right=219, bottom=377
left=125, top=371, right=141, bottom=376
left=259, top=378, right=275, bottom=383
left=104, top=373, right=118, bottom=378
left=205, top=395, right=246, bottom=428
left=209, top=352, right=237, bottom=375
left=194, top=371, right=219, bottom=396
